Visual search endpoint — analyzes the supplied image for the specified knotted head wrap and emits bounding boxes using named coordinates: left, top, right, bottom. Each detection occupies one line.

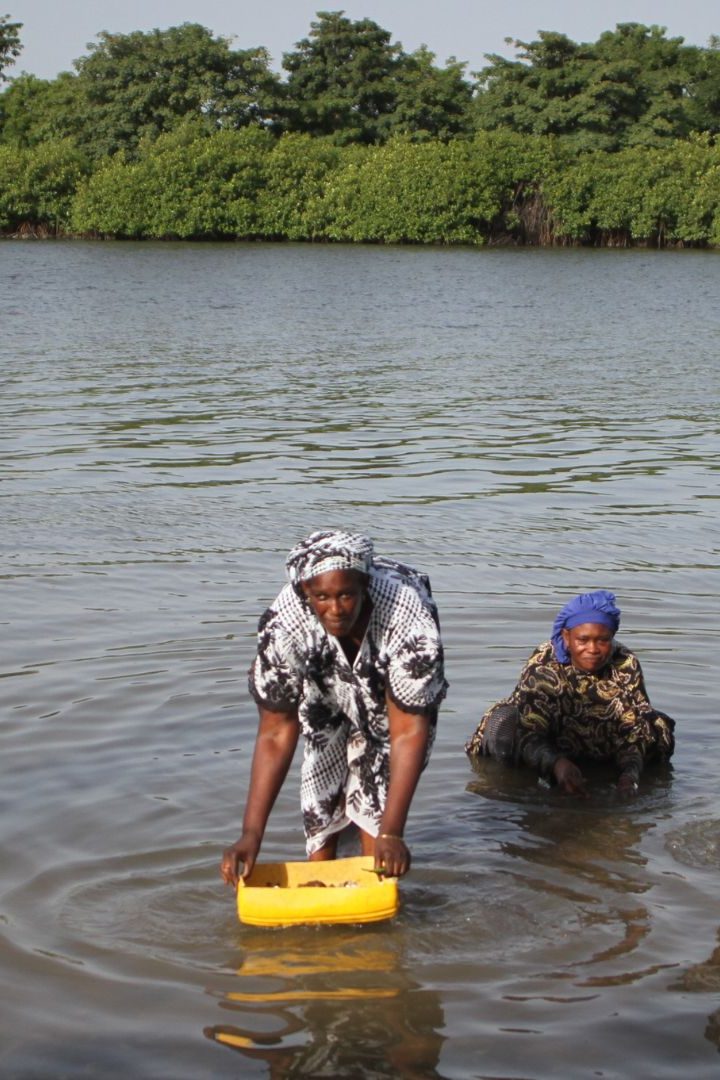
left=285, top=530, right=374, bottom=586
left=551, top=589, right=621, bottom=663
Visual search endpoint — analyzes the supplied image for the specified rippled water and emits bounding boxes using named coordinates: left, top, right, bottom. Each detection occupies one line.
left=2, top=241, right=719, bottom=1078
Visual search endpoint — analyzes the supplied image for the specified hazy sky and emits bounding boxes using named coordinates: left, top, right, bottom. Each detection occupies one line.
left=5, top=0, right=719, bottom=81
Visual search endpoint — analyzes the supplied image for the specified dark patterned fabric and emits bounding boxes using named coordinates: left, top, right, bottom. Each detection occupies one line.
left=471, top=703, right=520, bottom=764
left=466, top=640, right=674, bottom=782
left=249, top=557, right=447, bottom=853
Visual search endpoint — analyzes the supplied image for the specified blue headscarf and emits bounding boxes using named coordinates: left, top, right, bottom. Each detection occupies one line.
left=551, top=590, right=621, bottom=663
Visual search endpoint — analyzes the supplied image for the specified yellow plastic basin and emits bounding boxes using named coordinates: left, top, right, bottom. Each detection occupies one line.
left=236, top=855, right=399, bottom=927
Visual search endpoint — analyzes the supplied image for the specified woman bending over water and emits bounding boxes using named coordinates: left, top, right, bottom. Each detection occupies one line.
left=221, top=530, right=448, bottom=887
left=465, top=590, right=674, bottom=796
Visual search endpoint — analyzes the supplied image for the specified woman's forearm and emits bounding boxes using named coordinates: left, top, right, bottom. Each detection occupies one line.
left=381, top=703, right=430, bottom=836
left=241, top=708, right=300, bottom=837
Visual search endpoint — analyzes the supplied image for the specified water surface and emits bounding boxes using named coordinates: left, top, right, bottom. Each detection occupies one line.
left=2, top=241, right=720, bottom=1078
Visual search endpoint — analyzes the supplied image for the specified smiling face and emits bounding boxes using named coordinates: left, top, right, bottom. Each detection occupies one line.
left=561, top=622, right=615, bottom=674
left=301, top=569, right=368, bottom=639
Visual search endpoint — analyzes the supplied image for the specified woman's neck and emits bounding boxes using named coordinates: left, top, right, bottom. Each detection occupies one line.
left=337, top=597, right=372, bottom=663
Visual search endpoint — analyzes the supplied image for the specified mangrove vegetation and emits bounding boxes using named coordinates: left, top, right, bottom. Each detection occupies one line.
left=1, top=11, right=719, bottom=246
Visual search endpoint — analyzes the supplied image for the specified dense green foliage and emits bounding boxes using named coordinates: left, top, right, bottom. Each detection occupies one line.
left=0, top=13, right=474, bottom=157
left=542, top=136, right=720, bottom=246
left=279, top=11, right=400, bottom=143
left=62, top=128, right=720, bottom=247
left=278, top=12, right=473, bottom=142
left=82, top=25, right=279, bottom=156
left=71, top=126, right=273, bottom=238
left=474, top=24, right=720, bottom=150
left=0, top=138, right=88, bottom=233
left=0, top=13, right=21, bottom=81
left=390, top=46, right=473, bottom=140
left=1, top=13, right=719, bottom=245
left=0, top=72, right=83, bottom=146
left=72, top=24, right=280, bottom=159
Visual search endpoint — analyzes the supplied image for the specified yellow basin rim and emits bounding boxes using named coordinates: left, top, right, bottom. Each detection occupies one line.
left=236, top=855, right=399, bottom=927
left=227, top=988, right=400, bottom=1002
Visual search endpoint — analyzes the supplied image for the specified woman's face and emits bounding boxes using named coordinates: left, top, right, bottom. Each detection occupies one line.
left=562, top=622, right=614, bottom=673
left=301, top=569, right=367, bottom=638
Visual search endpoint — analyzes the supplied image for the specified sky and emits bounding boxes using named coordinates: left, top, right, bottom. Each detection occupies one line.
left=4, top=0, right=719, bottom=82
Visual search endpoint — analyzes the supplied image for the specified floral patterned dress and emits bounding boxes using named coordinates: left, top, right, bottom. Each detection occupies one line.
left=249, top=558, right=448, bottom=853
left=466, top=641, right=674, bottom=781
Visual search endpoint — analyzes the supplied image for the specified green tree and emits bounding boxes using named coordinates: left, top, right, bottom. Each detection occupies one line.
left=540, top=136, right=720, bottom=245
left=281, top=10, right=400, bottom=143
left=474, top=23, right=701, bottom=150
left=0, top=13, right=21, bottom=81
left=684, top=36, right=720, bottom=134
left=317, top=135, right=525, bottom=243
left=71, top=22, right=280, bottom=158
left=71, top=124, right=273, bottom=238
left=0, top=138, right=88, bottom=234
left=0, top=72, right=82, bottom=146
left=255, top=132, right=342, bottom=238
left=389, top=46, right=473, bottom=140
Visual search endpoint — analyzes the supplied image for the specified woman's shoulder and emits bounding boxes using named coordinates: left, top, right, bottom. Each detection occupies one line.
left=258, top=584, right=311, bottom=636
left=525, top=641, right=558, bottom=667
left=610, top=640, right=640, bottom=669
left=369, top=558, right=439, bottom=623
left=370, top=557, right=432, bottom=593
left=515, top=641, right=567, bottom=687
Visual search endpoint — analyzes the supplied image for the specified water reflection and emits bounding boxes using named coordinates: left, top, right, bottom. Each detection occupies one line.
left=206, top=927, right=446, bottom=1078
left=670, top=927, right=720, bottom=1056
left=466, top=763, right=676, bottom=989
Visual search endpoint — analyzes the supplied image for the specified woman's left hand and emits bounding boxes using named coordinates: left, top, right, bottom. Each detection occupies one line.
left=616, top=771, right=639, bottom=797
left=553, top=757, right=588, bottom=797
left=374, top=834, right=411, bottom=878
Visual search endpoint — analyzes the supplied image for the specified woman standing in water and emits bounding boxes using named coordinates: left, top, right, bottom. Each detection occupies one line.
left=466, top=590, right=674, bottom=796
left=221, top=530, right=447, bottom=886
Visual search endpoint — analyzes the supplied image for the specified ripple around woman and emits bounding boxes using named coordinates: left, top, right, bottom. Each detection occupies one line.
left=221, top=530, right=448, bottom=887
left=465, top=590, right=675, bottom=797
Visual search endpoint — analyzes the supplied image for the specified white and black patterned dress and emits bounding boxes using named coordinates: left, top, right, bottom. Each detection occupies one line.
left=248, top=557, right=448, bottom=854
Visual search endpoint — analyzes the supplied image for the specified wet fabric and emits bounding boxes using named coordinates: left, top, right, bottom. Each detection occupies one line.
left=466, top=640, right=674, bottom=782
left=470, top=702, right=520, bottom=764
left=551, top=590, right=621, bottom=663
left=249, top=556, right=447, bottom=853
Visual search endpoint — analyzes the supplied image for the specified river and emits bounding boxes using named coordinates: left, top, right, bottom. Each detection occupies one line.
left=2, top=240, right=719, bottom=1078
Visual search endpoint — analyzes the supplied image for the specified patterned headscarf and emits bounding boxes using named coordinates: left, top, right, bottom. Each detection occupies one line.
left=551, top=589, right=621, bottom=663
left=286, top=530, right=375, bottom=585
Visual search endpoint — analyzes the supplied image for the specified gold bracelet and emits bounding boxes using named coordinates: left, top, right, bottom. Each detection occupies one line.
left=378, top=832, right=403, bottom=841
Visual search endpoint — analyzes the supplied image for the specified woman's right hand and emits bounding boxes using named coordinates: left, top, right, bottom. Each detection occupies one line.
left=220, top=831, right=261, bottom=887
left=552, top=757, right=588, bottom=797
